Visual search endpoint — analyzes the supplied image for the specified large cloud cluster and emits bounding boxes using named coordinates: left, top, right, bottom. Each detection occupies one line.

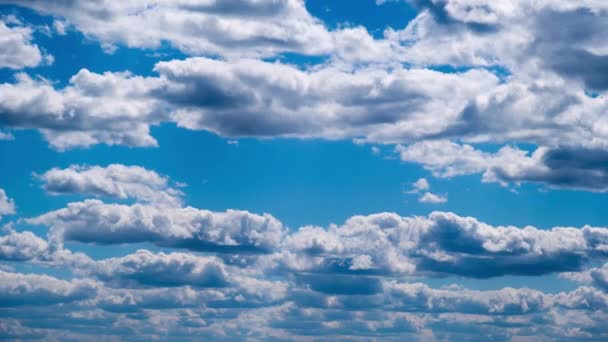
left=2, top=0, right=608, bottom=339
left=1, top=164, right=607, bottom=339
left=1, top=0, right=608, bottom=192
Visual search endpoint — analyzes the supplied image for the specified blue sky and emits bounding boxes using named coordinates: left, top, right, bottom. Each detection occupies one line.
left=1, top=1, right=608, bottom=341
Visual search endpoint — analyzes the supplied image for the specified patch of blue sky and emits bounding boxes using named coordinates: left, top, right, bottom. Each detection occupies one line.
left=306, top=0, right=418, bottom=38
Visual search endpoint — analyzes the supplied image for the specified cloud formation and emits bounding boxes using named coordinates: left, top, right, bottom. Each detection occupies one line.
left=0, top=188, right=15, bottom=219
left=3, top=1, right=608, bottom=339
left=398, top=141, right=608, bottom=192
left=0, top=17, right=48, bottom=69
left=3, top=0, right=334, bottom=58
left=39, top=164, right=184, bottom=206
left=4, top=184, right=608, bottom=340
left=28, top=199, right=285, bottom=254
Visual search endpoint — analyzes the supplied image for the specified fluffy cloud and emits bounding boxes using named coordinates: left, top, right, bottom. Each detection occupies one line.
left=2, top=0, right=608, bottom=194
left=25, top=197, right=608, bottom=279
left=398, top=141, right=608, bottom=192
left=3, top=0, right=334, bottom=58
left=275, top=210, right=608, bottom=278
left=39, top=164, right=183, bottom=206
left=0, top=70, right=164, bottom=149
left=28, top=199, right=285, bottom=253
left=0, top=188, right=15, bottom=219
left=0, top=230, right=48, bottom=261
left=561, top=264, right=608, bottom=293
left=150, top=57, right=497, bottom=141
left=0, top=270, right=97, bottom=306
left=406, top=178, right=447, bottom=204
left=0, top=58, right=498, bottom=148
left=418, top=192, right=447, bottom=204
left=0, top=18, right=47, bottom=69
left=89, top=250, right=230, bottom=288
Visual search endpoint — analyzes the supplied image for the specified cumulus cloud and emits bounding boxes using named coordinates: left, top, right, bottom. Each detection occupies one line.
left=89, top=250, right=230, bottom=288
left=275, top=210, right=608, bottom=279
left=0, top=230, right=48, bottom=261
left=39, top=164, right=184, bottom=206
left=28, top=199, right=285, bottom=254
left=561, top=264, right=608, bottom=293
left=4, top=1, right=608, bottom=339
left=0, top=189, right=15, bottom=219
left=398, top=141, right=608, bottom=192
left=0, top=270, right=97, bottom=307
left=24, top=197, right=608, bottom=279
left=418, top=192, right=447, bottom=204
left=3, top=0, right=334, bottom=58
left=406, top=178, right=447, bottom=204
left=2, top=0, right=608, bottom=193
left=411, top=178, right=430, bottom=192
left=0, top=58, right=498, bottom=149
left=0, top=18, right=47, bottom=69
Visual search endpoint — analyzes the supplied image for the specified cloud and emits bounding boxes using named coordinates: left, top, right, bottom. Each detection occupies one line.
left=0, top=131, right=13, bottom=141
left=406, top=178, right=447, bottom=203
left=89, top=250, right=230, bottom=288
left=3, top=0, right=334, bottom=58
left=0, top=230, right=48, bottom=261
left=2, top=0, right=608, bottom=195
left=25, top=197, right=608, bottom=279
left=276, top=210, right=608, bottom=279
left=561, top=264, right=608, bottom=293
left=412, top=178, right=430, bottom=192
left=399, top=141, right=608, bottom=192
left=0, top=18, right=47, bottom=69
left=0, top=58, right=497, bottom=149
left=0, top=189, right=15, bottom=219
left=28, top=199, right=285, bottom=254
left=39, top=164, right=184, bottom=206
left=0, top=70, right=165, bottom=149
left=0, top=270, right=97, bottom=307
left=418, top=192, right=447, bottom=204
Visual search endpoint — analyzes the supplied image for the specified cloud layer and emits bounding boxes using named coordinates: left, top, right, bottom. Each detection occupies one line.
left=2, top=161, right=608, bottom=340
left=2, top=0, right=608, bottom=340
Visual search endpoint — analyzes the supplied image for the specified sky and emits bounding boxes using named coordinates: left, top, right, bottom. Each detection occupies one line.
left=0, top=1, right=608, bottom=341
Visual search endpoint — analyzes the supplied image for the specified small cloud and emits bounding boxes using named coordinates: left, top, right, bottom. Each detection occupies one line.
left=0, top=132, right=14, bottom=141
left=413, top=178, right=430, bottom=192
left=419, top=192, right=447, bottom=204
left=227, top=140, right=239, bottom=146
left=52, top=20, right=67, bottom=35
left=371, top=146, right=380, bottom=155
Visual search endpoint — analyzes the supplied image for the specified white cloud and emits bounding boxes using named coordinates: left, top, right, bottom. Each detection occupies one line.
left=0, top=230, right=48, bottom=262
left=0, top=270, right=97, bottom=306
left=418, top=192, right=447, bottom=204
left=412, top=178, right=430, bottom=192
left=28, top=199, right=285, bottom=254
left=39, top=164, right=183, bottom=207
left=0, top=189, right=15, bottom=219
left=272, top=210, right=608, bottom=279
left=89, top=250, right=230, bottom=288
left=3, top=0, right=334, bottom=58
left=0, top=58, right=498, bottom=149
left=398, top=141, right=608, bottom=192
left=0, top=19, right=47, bottom=69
